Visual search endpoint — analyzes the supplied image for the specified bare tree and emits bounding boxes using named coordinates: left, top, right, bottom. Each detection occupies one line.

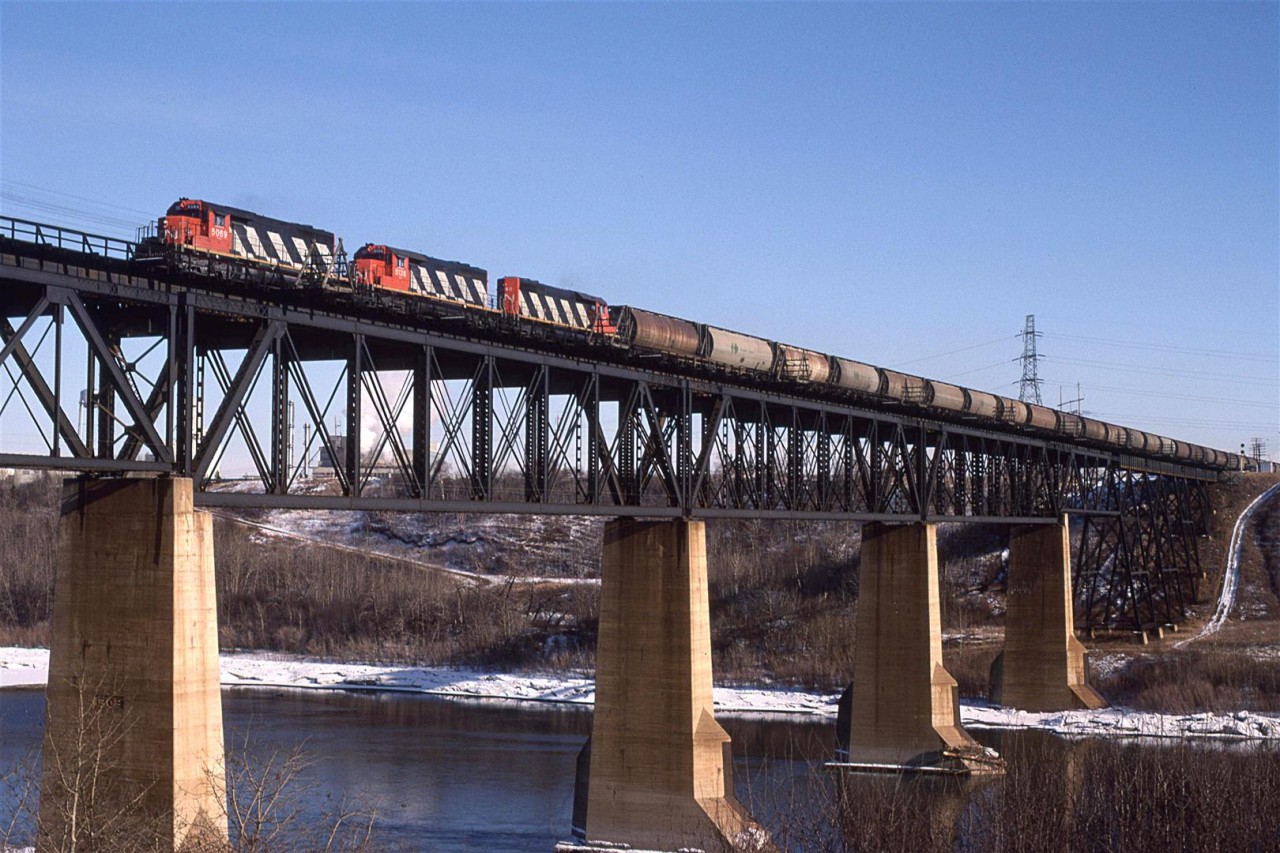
left=220, top=730, right=376, bottom=852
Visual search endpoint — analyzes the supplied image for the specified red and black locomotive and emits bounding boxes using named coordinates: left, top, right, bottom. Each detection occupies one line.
left=141, top=197, right=1249, bottom=472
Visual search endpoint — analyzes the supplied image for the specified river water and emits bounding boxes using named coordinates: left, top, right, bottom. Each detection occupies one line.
left=5, top=688, right=1274, bottom=851
left=0, top=687, right=834, bottom=851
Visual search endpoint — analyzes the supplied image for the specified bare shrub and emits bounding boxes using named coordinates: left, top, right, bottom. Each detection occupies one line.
left=1096, top=647, right=1280, bottom=713
left=222, top=731, right=375, bottom=852
left=942, top=643, right=1000, bottom=700
left=0, top=473, right=58, bottom=646
left=756, top=736, right=1280, bottom=852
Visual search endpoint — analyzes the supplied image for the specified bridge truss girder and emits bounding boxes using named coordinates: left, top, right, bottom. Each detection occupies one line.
left=0, top=231, right=1220, bottom=632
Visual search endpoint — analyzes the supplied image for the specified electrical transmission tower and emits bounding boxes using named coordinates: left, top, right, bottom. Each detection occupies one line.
left=1018, top=314, right=1043, bottom=405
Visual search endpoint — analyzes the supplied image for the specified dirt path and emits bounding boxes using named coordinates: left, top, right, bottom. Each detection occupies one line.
left=1178, top=481, right=1280, bottom=647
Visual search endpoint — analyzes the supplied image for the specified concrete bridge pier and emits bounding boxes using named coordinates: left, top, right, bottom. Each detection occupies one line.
left=39, top=477, right=227, bottom=851
left=991, top=517, right=1107, bottom=711
left=838, top=522, right=998, bottom=773
left=572, top=518, right=772, bottom=851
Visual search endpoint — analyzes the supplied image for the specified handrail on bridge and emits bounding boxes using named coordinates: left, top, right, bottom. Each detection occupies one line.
left=0, top=214, right=137, bottom=261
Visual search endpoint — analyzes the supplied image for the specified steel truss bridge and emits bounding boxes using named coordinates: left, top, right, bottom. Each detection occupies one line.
left=0, top=217, right=1221, bottom=633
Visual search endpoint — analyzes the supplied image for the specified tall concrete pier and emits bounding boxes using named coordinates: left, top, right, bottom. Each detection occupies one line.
left=39, top=478, right=227, bottom=851
left=993, top=518, right=1106, bottom=711
left=574, top=518, right=770, bottom=851
left=841, top=522, right=991, bottom=770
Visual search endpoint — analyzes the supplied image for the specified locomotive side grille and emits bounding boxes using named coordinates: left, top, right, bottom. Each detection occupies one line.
left=264, top=231, right=290, bottom=263
left=231, top=222, right=260, bottom=258
left=518, top=289, right=591, bottom=329
left=407, top=262, right=486, bottom=306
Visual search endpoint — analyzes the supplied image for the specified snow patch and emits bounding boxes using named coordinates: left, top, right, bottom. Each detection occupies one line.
left=5, top=646, right=1280, bottom=741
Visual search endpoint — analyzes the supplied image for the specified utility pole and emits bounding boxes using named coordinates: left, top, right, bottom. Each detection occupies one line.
left=1058, top=382, right=1084, bottom=415
left=1250, top=437, right=1267, bottom=463
left=1018, top=314, right=1043, bottom=405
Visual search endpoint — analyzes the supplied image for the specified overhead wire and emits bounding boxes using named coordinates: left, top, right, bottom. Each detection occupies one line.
left=0, top=180, right=153, bottom=237
left=940, top=359, right=1017, bottom=381
left=888, top=336, right=1015, bottom=369
left=1044, top=355, right=1279, bottom=386
left=1038, top=377, right=1277, bottom=409
left=0, top=179, right=154, bottom=218
left=1043, top=331, right=1273, bottom=363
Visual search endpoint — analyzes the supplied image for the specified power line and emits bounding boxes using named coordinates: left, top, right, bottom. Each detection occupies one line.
left=941, top=359, right=1017, bottom=381
left=1089, top=412, right=1277, bottom=430
left=1043, top=331, right=1273, bottom=363
left=0, top=179, right=154, bottom=218
left=888, top=336, right=1015, bottom=369
left=1045, top=355, right=1280, bottom=386
left=1039, top=376, right=1277, bottom=409
left=0, top=193, right=144, bottom=233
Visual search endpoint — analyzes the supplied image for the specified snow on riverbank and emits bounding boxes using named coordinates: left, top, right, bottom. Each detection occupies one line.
left=5, top=646, right=1280, bottom=742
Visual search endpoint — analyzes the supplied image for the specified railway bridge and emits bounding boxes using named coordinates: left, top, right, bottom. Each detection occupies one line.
left=0, top=217, right=1234, bottom=850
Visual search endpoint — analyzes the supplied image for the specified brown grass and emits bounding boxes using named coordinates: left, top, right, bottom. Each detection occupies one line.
left=756, top=734, right=1280, bottom=852
left=1095, top=646, right=1280, bottom=713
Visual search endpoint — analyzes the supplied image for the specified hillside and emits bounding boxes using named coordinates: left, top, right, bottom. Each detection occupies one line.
left=2, top=472, right=1279, bottom=709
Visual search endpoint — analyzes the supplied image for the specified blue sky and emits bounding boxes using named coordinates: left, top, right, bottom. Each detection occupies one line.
left=1, top=2, right=1276, bottom=459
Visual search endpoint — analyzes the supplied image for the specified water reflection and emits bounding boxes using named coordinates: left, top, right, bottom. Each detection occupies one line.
left=4, top=689, right=1277, bottom=851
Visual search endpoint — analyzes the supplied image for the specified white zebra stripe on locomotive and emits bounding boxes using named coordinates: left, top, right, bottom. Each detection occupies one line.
left=519, top=289, right=593, bottom=328
left=408, top=262, right=487, bottom=306
left=230, top=222, right=331, bottom=269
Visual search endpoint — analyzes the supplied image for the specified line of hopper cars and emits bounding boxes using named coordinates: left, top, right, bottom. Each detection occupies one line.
left=142, top=198, right=1248, bottom=472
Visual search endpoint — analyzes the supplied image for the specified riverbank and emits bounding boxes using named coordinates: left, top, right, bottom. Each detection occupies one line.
left=5, top=645, right=1279, bottom=742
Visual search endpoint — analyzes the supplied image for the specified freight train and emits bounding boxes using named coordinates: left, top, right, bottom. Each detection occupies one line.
left=139, top=198, right=1248, bottom=472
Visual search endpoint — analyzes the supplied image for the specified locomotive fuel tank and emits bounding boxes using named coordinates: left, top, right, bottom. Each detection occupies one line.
left=831, top=357, right=881, bottom=395
left=615, top=307, right=701, bottom=357
left=777, top=345, right=832, bottom=383
left=703, top=326, right=775, bottom=373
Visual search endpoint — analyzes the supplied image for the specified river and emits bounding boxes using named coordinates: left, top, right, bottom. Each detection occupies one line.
left=4, top=688, right=1277, bottom=851
left=1, top=687, right=833, bottom=851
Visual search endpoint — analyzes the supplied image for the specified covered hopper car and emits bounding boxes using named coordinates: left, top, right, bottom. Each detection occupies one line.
left=141, top=196, right=1249, bottom=474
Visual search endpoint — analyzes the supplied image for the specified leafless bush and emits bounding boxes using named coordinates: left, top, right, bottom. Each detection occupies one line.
left=754, top=735, right=1280, bottom=852
left=222, top=730, right=375, bottom=852
left=0, top=746, right=39, bottom=850
left=1096, top=647, right=1280, bottom=713
left=38, top=671, right=177, bottom=852
left=215, top=518, right=597, bottom=669
left=0, top=473, right=58, bottom=646
left=942, top=643, right=1000, bottom=699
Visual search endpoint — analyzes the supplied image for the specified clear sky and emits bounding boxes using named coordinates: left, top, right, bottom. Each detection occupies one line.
left=2, top=2, right=1276, bottom=460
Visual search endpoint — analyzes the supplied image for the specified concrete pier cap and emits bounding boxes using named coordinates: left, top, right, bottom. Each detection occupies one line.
left=573, top=517, right=774, bottom=852
left=837, top=521, right=1002, bottom=775
left=39, top=476, right=227, bottom=851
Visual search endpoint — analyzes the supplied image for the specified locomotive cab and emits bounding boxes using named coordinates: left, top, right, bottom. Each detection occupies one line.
left=352, top=244, right=411, bottom=291
left=160, top=198, right=233, bottom=254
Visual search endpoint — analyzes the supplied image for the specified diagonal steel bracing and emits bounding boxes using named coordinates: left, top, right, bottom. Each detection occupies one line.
left=0, top=217, right=1224, bottom=631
